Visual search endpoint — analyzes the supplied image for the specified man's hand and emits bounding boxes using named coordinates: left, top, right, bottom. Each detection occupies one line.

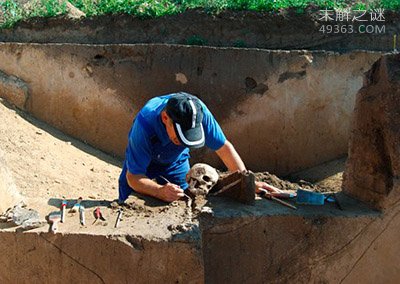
left=255, top=181, right=281, bottom=194
left=127, top=172, right=185, bottom=202
left=158, top=183, right=184, bottom=202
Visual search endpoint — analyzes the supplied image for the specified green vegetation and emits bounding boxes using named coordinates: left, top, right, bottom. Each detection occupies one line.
left=186, top=35, right=208, bottom=46
left=233, top=39, right=247, bottom=48
left=1, top=0, right=399, bottom=28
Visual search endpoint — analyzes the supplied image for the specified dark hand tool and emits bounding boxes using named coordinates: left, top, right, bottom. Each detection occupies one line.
left=115, top=208, right=123, bottom=228
left=325, top=193, right=343, bottom=210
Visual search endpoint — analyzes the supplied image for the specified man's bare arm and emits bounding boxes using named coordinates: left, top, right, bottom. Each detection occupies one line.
left=126, top=172, right=184, bottom=202
left=215, top=140, right=246, bottom=172
left=215, top=140, right=279, bottom=194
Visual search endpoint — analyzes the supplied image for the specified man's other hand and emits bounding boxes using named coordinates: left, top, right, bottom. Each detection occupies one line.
left=159, top=183, right=184, bottom=202
left=255, top=181, right=281, bottom=194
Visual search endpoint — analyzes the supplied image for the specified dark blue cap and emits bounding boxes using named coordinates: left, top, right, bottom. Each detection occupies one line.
left=166, top=93, right=205, bottom=148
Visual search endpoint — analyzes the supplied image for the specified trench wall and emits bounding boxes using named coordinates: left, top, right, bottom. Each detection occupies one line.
left=0, top=232, right=204, bottom=283
left=0, top=43, right=382, bottom=174
left=1, top=195, right=399, bottom=284
left=201, top=196, right=400, bottom=284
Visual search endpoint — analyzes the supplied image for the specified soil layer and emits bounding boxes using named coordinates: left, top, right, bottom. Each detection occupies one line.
left=1, top=9, right=399, bottom=51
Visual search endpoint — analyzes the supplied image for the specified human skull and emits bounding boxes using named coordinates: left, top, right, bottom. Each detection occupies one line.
left=186, top=163, right=219, bottom=196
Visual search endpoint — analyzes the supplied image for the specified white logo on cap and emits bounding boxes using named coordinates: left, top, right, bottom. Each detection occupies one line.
left=175, top=123, right=205, bottom=146
left=188, top=98, right=197, bottom=129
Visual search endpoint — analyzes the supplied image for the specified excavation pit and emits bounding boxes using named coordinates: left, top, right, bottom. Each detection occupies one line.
left=1, top=14, right=400, bottom=281
left=0, top=99, right=398, bottom=283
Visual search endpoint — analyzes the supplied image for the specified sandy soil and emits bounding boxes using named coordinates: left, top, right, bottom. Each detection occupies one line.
left=0, top=100, right=121, bottom=202
left=287, top=157, right=345, bottom=192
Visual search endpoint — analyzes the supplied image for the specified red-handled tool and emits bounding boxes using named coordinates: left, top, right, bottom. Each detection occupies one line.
left=61, top=200, right=67, bottom=223
left=269, top=192, right=296, bottom=199
left=93, top=207, right=106, bottom=224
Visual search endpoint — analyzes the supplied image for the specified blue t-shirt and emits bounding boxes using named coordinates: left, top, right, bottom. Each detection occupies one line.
left=118, top=93, right=226, bottom=201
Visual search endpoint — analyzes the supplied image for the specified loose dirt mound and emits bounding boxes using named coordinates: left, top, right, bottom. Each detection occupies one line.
left=255, top=171, right=332, bottom=192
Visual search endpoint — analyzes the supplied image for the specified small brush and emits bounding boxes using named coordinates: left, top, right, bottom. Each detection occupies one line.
left=48, top=211, right=62, bottom=233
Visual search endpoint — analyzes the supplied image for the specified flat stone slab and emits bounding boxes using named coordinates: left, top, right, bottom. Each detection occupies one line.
left=206, top=192, right=379, bottom=218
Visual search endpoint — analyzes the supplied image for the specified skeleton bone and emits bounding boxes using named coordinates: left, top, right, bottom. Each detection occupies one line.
left=186, top=163, right=219, bottom=196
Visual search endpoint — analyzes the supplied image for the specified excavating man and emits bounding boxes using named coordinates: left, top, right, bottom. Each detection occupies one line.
left=118, top=92, right=276, bottom=202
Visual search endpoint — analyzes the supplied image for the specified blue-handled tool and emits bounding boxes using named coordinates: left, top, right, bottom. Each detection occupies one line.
left=296, top=189, right=324, bottom=205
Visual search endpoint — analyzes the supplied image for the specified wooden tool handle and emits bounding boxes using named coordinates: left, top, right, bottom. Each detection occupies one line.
left=271, top=196, right=297, bottom=210
left=259, top=189, right=297, bottom=210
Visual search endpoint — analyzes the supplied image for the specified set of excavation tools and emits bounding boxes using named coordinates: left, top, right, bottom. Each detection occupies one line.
left=258, top=188, right=344, bottom=210
left=46, top=198, right=115, bottom=233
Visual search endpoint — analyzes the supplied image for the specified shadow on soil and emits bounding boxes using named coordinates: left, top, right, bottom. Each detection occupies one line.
left=286, top=156, right=347, bottom=184
left=0, top=100, right=123, bottom=168
left=48, top=198, right=112, bottom=209
left=48, top=191, right=170, bottom=210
